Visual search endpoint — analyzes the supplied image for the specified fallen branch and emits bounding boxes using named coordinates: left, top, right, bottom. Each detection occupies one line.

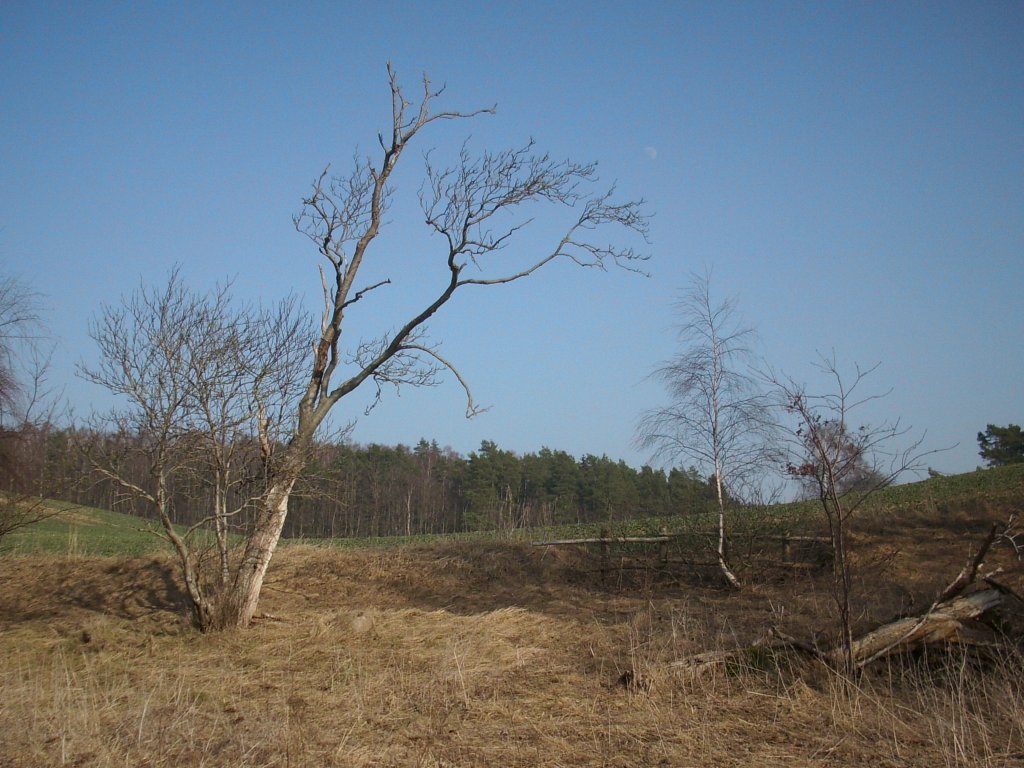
left=844, top=588, right=1005, bottom=668
left=670, top=518, right=1022, bottom=673
left=670, top=626, right=821, bottom=672
left=250, top=612, right=285, bottom=622
left=849, top=524, right=1001, bottom=668
left=532, top=533, right=830, bottom=547
left=532, top=536, right=670, bottom=546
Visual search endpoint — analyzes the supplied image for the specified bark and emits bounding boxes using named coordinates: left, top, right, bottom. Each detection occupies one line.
left=711, top=359, right=741, bottom=590
left=841, top=589, right=1005, bottom=666
left=214, top=471, right=229, bottom=586
left=216, top=476, right=297, bottom=629
left=156, top=472, right=215, bottom=630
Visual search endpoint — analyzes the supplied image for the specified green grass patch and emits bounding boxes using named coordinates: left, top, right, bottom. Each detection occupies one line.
left=1, top=501, right=187, bottom=557
left=864, top=462, right=1024, bottom=510
left=292, top=502, right=818, bottom=555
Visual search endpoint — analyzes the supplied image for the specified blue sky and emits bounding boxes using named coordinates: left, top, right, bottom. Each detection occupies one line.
left=2, top=1, right=1021, bottom=476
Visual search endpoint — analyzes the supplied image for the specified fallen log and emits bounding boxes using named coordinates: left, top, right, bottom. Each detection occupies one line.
left=842, top=588, right=1005, bottom=667
left=839, top=523, right=1006, bottom=667
left=532, top=536, right=671, bottom=546
left=665, top=519, right=1022, bottom=675
left=669, top=588, right=1011, bottom=674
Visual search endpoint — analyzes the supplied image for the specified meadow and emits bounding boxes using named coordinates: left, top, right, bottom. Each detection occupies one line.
left=1, top=465, right=1022, bottom=766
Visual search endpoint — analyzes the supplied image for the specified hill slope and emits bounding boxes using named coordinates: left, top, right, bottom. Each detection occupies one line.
left=1, top=465, right=1023, bottom=766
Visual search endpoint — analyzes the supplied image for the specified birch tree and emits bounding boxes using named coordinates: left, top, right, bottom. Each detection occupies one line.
left=636, top=272, right=775, bottom=588
left=220, top=66, right=648, bottom=628
left=87, top=65, right=648, bottom=629
left=80, top=272, right=307, bottom=629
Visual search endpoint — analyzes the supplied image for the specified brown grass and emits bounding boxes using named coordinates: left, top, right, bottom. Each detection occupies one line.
left=1, top=513, right=1023, bottom=767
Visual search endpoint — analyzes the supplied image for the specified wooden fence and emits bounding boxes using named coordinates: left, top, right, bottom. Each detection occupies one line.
left=532, top=528, right=832, bottom=584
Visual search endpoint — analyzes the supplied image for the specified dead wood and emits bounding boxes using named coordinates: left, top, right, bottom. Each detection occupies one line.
left=936, top=523, right=999, bottom=604
left=670, top=626, right=823, bottom=672
left=844, top=588, right=1005, bottom=667
left=532, top=536, right=671, bottom=546
left=671, top=519, right=1023, bottom=673
left=846, top=523, right=1004, bottom=668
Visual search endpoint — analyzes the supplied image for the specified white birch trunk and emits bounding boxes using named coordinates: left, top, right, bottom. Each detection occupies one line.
left=219, top=476, right=296, bottom=628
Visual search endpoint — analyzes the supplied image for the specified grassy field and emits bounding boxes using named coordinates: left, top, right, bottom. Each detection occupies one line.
left=7, top=462, right=1023, bottom=555
left=1, top=465, right=1023, bottom=766
left=0, top=502, right=175, bottom=557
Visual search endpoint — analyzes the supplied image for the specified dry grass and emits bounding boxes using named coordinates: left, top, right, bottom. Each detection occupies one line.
left=1, top=518, right=1023, bottom=767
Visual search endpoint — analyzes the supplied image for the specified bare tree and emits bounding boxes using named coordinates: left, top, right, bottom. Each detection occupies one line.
left=0, top=276, right=41, bottom=425
left=86, top=66, right=648, bottom=629
left=80, top=271, right=308, bottom=629
left=81, top=274, right=217, bottom=626
left=636, top=271, right=775, bottom=589
left=0, top=275, right=63, bottom=542
left=179, top=287, right=308, bottom=587
left=772, top=356, right=929, bottom=670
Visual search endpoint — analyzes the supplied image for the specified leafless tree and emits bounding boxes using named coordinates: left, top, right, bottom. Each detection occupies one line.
left=80, top=271, right=308, bottom=629
left=85, top=65, right=648, bottom=629
left=636, top=271, right=776, bottom=589
left=179, top=286, right=308, bottom=587
left=0, top=276, right=42, bottom=425
left=771, top=355, right=930, bottom=670
left=0, top=275, right=64, bottom=542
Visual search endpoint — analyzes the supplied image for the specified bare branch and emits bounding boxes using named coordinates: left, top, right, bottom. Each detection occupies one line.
left=769, top=355, right=943, bottom=670
left=341, top=279, right=392, bottom=310
left=400, top=343, right=488, bottom=418
left=80, top=67, right=649, bottom=630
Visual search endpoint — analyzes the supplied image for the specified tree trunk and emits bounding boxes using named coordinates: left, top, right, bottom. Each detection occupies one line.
left=714, top=467, right=741, bottom=589
left=840, top=589, right=1004, bottom=667
left=823, top=484, right=854, bottom=670
left=155, top=471, right=216, bottom=630
left=215, top=476, right=296, bottom=629
left=214, top=472, right=229, bottom=587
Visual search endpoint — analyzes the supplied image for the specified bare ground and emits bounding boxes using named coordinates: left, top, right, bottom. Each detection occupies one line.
left=1, top=508, right=1022, bottom=767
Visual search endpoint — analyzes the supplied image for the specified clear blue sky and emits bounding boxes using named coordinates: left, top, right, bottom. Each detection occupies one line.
left=2, top=1, right=1021, bottom=476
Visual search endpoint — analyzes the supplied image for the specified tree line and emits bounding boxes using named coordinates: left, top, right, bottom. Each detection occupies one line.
left=4, top=426, right=718, bottom=540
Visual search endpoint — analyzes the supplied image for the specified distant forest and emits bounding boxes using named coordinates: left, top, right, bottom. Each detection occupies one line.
left=12, top=429, right=718, bottom=539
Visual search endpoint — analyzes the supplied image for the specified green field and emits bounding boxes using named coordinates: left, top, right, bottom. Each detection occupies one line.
left=0, top=502, right=183, bottom=557
left=4, top=463, right=1023, bottom=558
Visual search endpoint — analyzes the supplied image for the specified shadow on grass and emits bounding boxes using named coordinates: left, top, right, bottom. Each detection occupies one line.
left=0, top=554, right=190, bottom=626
